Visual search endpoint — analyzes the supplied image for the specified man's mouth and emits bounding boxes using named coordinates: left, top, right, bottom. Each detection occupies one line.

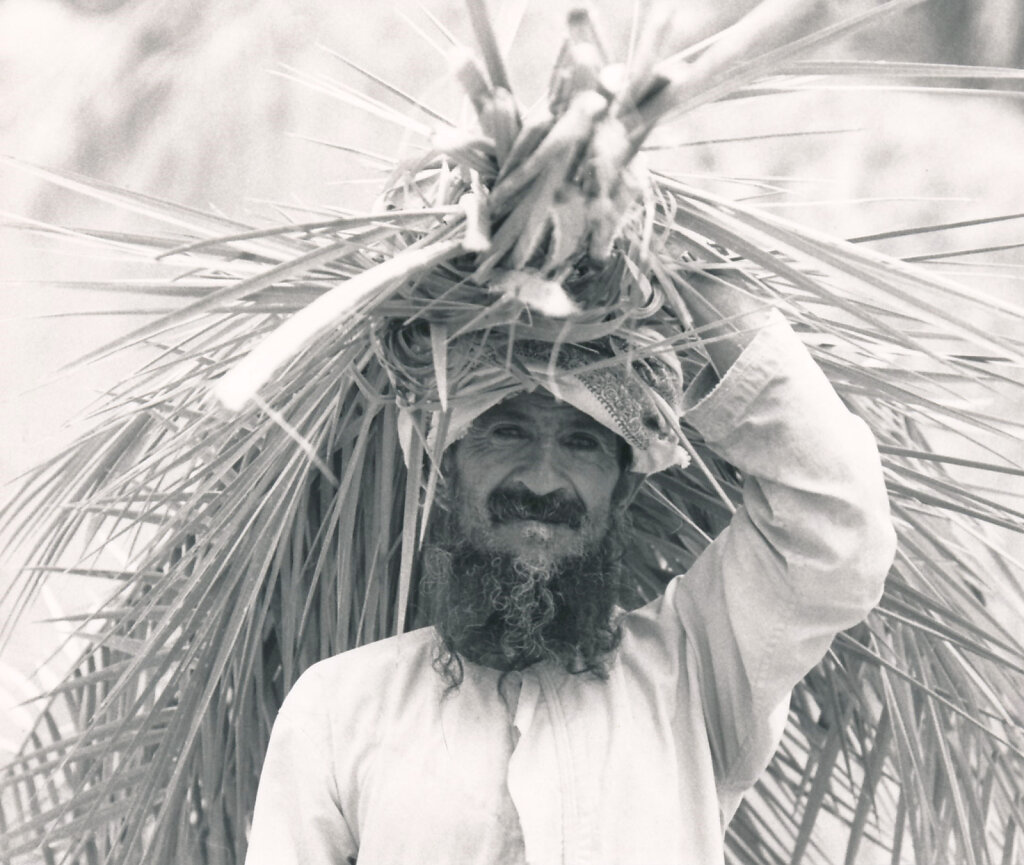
left=487, top=486, right=586, bottom=530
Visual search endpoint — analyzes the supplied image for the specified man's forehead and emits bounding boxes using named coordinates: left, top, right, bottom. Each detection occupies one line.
left=478, top=390, right=607, bottom=428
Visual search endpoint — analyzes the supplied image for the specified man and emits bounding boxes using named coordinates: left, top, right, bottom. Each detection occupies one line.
left=244, top=274, right=896, bottom=864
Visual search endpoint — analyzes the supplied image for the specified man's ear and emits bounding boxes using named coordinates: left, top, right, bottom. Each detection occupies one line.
left=612, top=470, right=646, bottom=509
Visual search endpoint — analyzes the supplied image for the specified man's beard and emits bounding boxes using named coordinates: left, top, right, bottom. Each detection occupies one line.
left=423, top=488, right=627, bottom=690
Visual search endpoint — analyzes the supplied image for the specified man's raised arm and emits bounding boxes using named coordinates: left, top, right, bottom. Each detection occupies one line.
left=645, top=271, right=897, bottom=818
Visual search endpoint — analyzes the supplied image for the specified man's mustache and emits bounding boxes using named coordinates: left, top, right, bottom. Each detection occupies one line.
left=488, top=485, right=586, bottom=529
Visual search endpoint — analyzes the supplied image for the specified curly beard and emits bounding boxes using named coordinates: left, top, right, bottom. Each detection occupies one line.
left=423, top=508, right=627, bottom=691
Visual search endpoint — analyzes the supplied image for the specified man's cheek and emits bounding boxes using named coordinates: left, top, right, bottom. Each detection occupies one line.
left=451, top=489, right=488, bottom=529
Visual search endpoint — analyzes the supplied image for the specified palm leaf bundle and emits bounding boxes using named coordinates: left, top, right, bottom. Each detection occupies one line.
left=3, top=1, right=1024, bottom=863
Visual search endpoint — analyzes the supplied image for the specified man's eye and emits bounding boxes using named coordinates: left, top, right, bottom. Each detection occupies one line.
left=491, top=424, right=528, bottom=440
left=564, top=432, right=600, bottom=451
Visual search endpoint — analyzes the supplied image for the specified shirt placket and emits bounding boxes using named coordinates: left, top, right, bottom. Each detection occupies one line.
left=506, top=665, right=597, bottom=865
left=504, top=667, right=561, bottom=865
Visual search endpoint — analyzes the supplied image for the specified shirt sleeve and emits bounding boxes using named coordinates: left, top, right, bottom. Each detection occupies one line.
left=244, top=665, right=358, bottom=865
left=671, top=311, right=897, bottom=817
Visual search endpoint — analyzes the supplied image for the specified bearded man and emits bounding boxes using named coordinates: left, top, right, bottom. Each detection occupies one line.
left=244, top=275, right=897, bottom=865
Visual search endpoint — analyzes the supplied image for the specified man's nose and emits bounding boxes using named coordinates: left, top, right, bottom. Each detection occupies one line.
left=514, top=439, right=569, bottom=496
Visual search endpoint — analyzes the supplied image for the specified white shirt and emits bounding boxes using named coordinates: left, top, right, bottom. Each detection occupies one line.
left=245, top=315, right=896, bottom=864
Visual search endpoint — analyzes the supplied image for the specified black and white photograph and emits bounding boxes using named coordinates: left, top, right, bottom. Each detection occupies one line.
left=2, top=1, right=1024, bottom=863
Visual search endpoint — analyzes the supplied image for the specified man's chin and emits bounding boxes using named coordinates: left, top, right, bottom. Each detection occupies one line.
left=425, top=524, right=625, bottom=687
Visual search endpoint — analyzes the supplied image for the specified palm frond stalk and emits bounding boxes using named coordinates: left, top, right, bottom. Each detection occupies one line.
left=3, top=2, right=1024, bottom=863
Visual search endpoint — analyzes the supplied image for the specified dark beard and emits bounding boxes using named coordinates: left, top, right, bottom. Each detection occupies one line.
left=423, top=515, right=626, bottom=691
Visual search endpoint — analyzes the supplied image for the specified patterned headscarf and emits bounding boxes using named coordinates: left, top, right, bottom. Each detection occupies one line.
left=395, top=327, right=690, bottom=475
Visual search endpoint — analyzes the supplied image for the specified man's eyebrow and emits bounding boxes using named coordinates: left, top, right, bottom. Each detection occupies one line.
left=482, top=404, right=604, bottom=427
left=563, top=417, right=616, bottom=438
left=476, top=402, right=615, bottom=439
left=566, top=413, right=606, bottom=427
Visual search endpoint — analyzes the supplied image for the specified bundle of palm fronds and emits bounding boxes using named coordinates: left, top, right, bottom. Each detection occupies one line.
left=3, top=1, right=1024, bottom=863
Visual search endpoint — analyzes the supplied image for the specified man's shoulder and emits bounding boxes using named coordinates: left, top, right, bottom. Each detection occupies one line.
left=269, top=628, right=441, bottom=775
left=293, top=626, right=439, bottom=698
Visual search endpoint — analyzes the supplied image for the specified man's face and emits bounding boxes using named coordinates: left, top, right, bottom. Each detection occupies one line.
left=449, top=390, right=624, bottom=570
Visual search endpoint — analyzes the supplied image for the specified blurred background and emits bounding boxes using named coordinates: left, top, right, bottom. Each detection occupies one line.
left=2, top=0, right=1023, bottom=820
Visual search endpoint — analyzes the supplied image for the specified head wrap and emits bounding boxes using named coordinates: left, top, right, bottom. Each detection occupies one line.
left=395, top=326, right=689, bottom=475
